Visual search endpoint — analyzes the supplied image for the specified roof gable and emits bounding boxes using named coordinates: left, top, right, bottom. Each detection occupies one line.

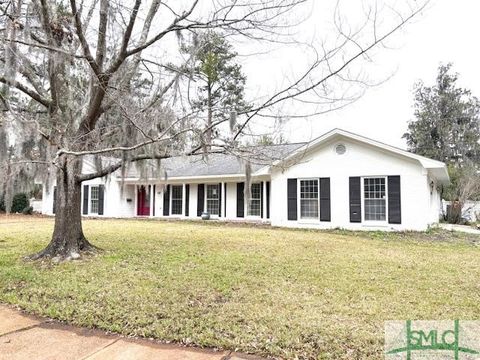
left=272, top=128, right=450, bottom=183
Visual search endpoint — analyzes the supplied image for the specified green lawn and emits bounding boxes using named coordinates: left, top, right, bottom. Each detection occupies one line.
left=1, top=216, right=479, bottom=359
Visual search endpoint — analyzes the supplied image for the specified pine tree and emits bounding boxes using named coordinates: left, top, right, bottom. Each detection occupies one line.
left=181, top=32, right=250, bottom=145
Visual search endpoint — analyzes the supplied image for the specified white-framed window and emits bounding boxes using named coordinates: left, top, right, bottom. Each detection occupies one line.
left=171, top=185, right=183, bottom=215
left=299, top=179, right=319, bottom=219
left=206, top=184, right=220, bottom=215
left=90, top=186, right=99, bottom=214
left=247, top=183, right=261, bottom=216
left=363, top=177, right=387, bottom=221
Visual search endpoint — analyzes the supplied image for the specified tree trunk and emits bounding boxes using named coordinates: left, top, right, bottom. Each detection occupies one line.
left=206, top=82, right=212, bottom=148
left=31, top=156, right=96, bottom=260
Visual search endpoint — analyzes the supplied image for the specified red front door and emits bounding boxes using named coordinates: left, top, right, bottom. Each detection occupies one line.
left=137, top=186, right=150, bottom=216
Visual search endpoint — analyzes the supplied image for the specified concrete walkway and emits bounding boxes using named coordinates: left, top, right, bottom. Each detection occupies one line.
left=438, top=223, right=480, bottom=235
left=0, top=305, right=259, bottom=360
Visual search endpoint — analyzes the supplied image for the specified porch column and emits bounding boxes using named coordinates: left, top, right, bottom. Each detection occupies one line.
left=263, top=180, right=267, bottom=220
left=134, top=184, right=138, bottom=217
left=182, top=183, right=186, bottom=217
left=149, top=185, right=154, bottom=217
left=221, top=181, right=225, bottom=218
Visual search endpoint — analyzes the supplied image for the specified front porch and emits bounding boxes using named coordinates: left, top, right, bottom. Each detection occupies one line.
left=123, top=178, right=271, bottom=222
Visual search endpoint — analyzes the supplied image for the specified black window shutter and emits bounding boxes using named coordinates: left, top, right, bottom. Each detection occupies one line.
left=319, top=178, right=331, bottom=222
left=163, top=185, right=170, bottom=216
left=83, top=185, right=89, bottom=215
left=266, top=181, right=271, bottom=219
left=349, top=177, right=361, bottom=222
left=152, top=185, right=156, bottom=217
left=224, top=183, right=227, bottom=217
left=53, top=186, right=57, bottom=214
left=287, top=178, right=298, bottom=221
left=218, top=183, right=222, bottom=217
left=388, top=176, right=401, bottom=224
left=185, top=184, right=190, bottom=217
left=98, top=185, right=105, bottom=215
left=197, top=184, right=205, bottom=216
left=236, top=182, right=244, bottom=218
left=260, top=181, right=264, bottom=218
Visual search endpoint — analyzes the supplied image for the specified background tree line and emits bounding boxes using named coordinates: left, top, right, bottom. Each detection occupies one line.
left=403, top=63, right=480, bottom=223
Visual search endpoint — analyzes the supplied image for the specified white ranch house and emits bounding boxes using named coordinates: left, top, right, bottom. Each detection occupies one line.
left=42, top=129, right=450, bottom=231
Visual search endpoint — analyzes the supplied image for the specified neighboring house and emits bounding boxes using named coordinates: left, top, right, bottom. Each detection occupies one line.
left=41, top=129, right=450, bottom=231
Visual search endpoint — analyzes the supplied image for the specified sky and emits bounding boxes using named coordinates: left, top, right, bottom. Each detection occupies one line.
left=237, top=0, right=480, bottom=148
left=7, top=0, right=479, bottom=151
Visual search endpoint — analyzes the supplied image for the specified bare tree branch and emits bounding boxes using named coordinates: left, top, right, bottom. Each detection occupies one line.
left=70, top=0, right=100, bottom=75
left=95, top=0, right=108, bottom=70
left=0, top=76, right=51, bottom=107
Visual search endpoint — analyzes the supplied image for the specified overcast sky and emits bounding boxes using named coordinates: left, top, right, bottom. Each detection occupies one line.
left=237, top=0, right=480, bottom=148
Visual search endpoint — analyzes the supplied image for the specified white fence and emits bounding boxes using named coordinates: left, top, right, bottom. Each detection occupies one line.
left=30, top=199, right=43, bottom=213
left=442, top=200, right=480, bottom=222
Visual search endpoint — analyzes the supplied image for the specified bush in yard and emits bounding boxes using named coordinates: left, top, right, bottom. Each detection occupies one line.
left=21, top=206, right=33, bottom=215
left=11, top=193, right=29, bottom=214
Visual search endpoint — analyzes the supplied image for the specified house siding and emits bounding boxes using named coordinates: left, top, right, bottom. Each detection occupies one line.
left=270, top=138, right=434, bottom=231
left=42, top=178, right=137, bottom=218
left=40, top=132, right=446, bottom=231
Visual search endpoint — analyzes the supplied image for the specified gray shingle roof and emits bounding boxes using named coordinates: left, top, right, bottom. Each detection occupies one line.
left=121, top=143, right=305, bottom=179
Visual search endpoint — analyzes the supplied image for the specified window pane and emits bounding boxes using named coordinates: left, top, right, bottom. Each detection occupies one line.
left=172, top=185, right=183, bottom=199
left=251, top=183, right=261, bottom=199
left=171, top=200, right=182, bottom=214
left=364, top=178, right=386, bottom=221
left=207, top=199, right=219, bottom=215
left=206, top=185, right=219, bottom=215
left=206, top=185, right=219, bottom=199
left=248, top=200, right=261, bottom=216
left=248, top=183, right=262, bottom=216
left=300, top=199, right=318, bottom=219
left=90, top=186, right=99, bottom=214
left=171, top=185, right=183, bottom=215
left=300, top=180, right=318, bottom=219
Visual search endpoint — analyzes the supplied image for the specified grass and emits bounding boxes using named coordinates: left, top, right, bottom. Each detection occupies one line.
left=1, top=216, right=479, bottom=359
